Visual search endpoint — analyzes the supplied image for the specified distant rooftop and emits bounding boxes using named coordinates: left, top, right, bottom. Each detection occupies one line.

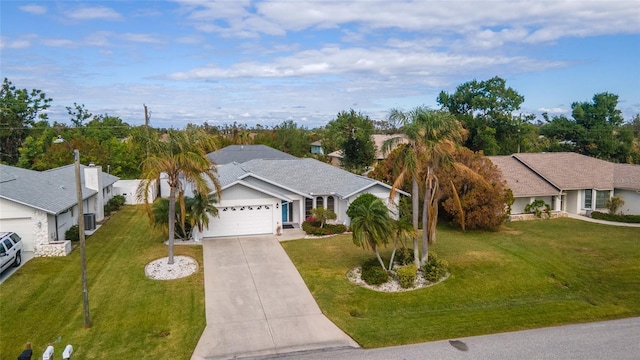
left=207, top=145, right=298, bottom=165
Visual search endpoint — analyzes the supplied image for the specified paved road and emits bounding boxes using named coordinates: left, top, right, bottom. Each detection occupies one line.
left=273, top=317, right=640, bottom=360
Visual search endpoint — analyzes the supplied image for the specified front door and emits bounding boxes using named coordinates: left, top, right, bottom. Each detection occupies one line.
left=281, top=201, right=288, bottom=223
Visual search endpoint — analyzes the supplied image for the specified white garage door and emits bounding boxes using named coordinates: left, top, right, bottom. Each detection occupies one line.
left=0, top=218, right=35, bottom=252
left=204, top=204, right=273, bottom=237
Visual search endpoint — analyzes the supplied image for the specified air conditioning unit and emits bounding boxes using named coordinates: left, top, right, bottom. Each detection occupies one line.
left=84, top=213, right=96, bottom=230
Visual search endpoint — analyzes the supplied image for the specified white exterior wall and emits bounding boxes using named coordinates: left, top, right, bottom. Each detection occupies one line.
left=84, top=166, right=105, bottom=221
left=0, top=199, right=62, bottom=254
left=565, top=190, right=580, bottom=214
left=614, top=189, right=640, bottom=215
left=511, top=196, right=556, bottom=214
left=113, top=179, right=158, bottom=204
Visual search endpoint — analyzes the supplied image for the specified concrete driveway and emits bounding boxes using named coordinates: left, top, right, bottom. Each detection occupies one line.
left=192, top=235, right=358, bottom=360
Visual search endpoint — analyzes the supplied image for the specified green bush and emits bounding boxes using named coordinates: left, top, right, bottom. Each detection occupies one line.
left=360, top=257, right=389, bottom=285
left=302, top=220, right=347, bottom=236
left=396, top=264, right=418, bottom=288
left=591, top=211, right=640, bottom=223
left=395, top=247, right=414, bottom=266
left=422, top=253, right=449, bottom=282
left=107, top=195, right=126, bottom=211
left=361, top=265, right=389, bottom=285
left=104, top=203, right=114, bottom=215
left=524, top=199, right=551, bottom=218
left=65, top=225, right=80, bottom=242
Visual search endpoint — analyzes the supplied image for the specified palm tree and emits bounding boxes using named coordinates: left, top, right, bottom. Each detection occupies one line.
left=138, top=128, right=222, bottom=264
left=350, top=197, right=394, bottom=270
left=386, top=107, right=467, bottom=266
left=190, top=191, right=219, bottom=234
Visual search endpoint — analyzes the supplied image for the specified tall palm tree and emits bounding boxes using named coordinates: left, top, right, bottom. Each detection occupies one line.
left=138, top=128, right=222, bottom=264
left=350, top=197, right=394, bottom=270
left=386, top=107, right=467, bottom=266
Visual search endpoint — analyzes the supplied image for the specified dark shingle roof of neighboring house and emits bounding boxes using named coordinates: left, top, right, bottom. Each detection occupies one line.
left=207, top=145, right=297, bottom=165
left=216, top=158, right=407, bottom=199
left=488, top=156, right=559, bottom=197
left=614, top=164, right=640, bottom=191
left=0, top=164, right=118, bottom=215
left=513, top=152, right=615, bottom=190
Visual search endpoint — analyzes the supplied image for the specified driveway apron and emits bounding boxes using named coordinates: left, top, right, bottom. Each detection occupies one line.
left=192, top=235, right=358, bottom=359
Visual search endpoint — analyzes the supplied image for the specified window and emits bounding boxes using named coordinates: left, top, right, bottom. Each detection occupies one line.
left=327, top=196, right=335, bottom=212
left=3, top=239, right=13, bottom=250
left=316, top=196, right=324, bottom=209
left=595, top=190, right=609, bottom=209
left=305, top=198, right=313, bottom=218
left=584, top=190, right=592, bottom=208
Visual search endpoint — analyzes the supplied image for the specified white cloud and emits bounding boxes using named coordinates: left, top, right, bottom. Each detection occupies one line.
left=119, top=33, right=163, bottom=44
left=0, top=37, right=32, bottom=49
left=19, top=4, right=47, bottom=15
left=538, top=107, right=567, bottom=114
left=168, top=45, right=566, bottom=81
left=65, top=6, right=123, bottom=21
left=173, top=1, right=640, bottom=47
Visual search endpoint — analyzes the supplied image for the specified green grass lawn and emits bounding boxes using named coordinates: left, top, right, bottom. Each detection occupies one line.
left=0, top=206, right=205, bottom=360
left=282, top=219, right=640, bottom=348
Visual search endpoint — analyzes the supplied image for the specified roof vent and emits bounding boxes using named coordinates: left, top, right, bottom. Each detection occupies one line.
left=89, top=162, right=96, bottom=167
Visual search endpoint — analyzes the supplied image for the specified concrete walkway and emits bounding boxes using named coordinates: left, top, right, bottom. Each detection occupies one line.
left=191, top=235, right=358, bottom=360
left=567, top=213, right=640, bottom=227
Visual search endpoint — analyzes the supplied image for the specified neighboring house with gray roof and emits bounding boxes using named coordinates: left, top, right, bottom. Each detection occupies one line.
left=0, top=163, right=118, bottom=256
left=207, top=144, right=297, bottom=165
left=164, top=145, right=407, bottom=239
left=489, top=152, right=640, bottom=216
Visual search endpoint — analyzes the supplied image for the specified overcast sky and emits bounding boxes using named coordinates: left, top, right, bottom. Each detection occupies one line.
left=2, top=1, right=639, bottom=129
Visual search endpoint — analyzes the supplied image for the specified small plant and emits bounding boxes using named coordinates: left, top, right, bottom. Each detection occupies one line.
left=361, top=266, right=389, bottom=285
left=361, top=257, right=389, bottom=285
left=302, top=220, right=346, bottom=236
left=605, top=195, right=625, bottom=215
left=591, top=211, right=640, bottom=223
left=422, top=253, right=449, bottom=282
left=394, top=247, right=414, bottom=266
left=65, top=225, right=80, bottom=242
left=309, top=207, right=337, bottom=228
left=396, top=264, right=418, bottom=288
left=524, top=199, right=551, bottom=218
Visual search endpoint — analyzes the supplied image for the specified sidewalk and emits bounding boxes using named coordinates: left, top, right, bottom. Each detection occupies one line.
left=566, top=213, right=640, bottom=227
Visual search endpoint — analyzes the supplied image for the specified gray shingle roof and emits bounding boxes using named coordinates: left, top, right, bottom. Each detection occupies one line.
left=216, top=158, right=401, bottom=199
left=488, top=156, right=559, bottom=197
left=614, top=164, right=640, bottom=191
left=0, top=164, right=118, bottom=215
left=514, top=152, right=615, bottom=190
left=207, top=145, right=297, bottom=165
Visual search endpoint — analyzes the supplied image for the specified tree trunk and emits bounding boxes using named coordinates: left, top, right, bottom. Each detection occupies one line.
left=167, top=185, right=176, bottom=265
left=375, top=248, right=387, bottom=271
left=412, top=178, right=420, bottom=268
left=388, top=246, right=397, bottom=270
left=421, top=177, right=430, bottom=267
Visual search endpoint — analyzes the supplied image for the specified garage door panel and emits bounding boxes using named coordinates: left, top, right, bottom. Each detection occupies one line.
left=204, top=204, right=273, bottom=237
left=0, top=218, right=34, bottom=252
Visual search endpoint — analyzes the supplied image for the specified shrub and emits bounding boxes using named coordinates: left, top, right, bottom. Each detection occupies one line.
left=524, top=199, right=551, bottom=219
left=346, top=193, right=378, bottom=219
left=605, top=195, right=625, bottom=215
left=422, top=253, right=449, bottom=282
left=361, top=265, right=389, bottom=285
left=107, top=195, right=126, bottom=211
left=302, top=220, right=346, bottom=236
left=65, top=225, right=80, bottom=242
left=104, top=203, right=114, bottom=215
left=396, top=264, right=418, bottom=288
left=591, top=211, right=640, bottom=223
left=394, top=247, right=414, bottom=266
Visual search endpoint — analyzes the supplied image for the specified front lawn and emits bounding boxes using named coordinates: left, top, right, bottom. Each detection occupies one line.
left=0, top=206, right=205, bottom=360
left=282, top=219, right=640, bottom=348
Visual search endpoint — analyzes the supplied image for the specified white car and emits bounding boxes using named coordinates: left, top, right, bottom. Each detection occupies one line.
left=0, top=232, right=23, bottom=273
